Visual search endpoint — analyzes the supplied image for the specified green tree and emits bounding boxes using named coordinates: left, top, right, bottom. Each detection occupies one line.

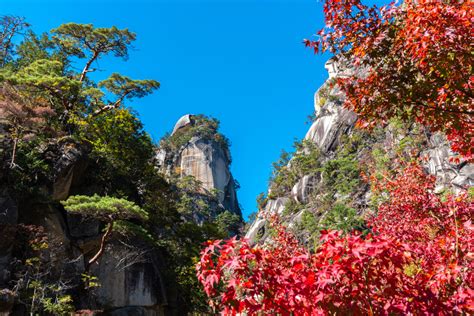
left=61, top=194, right=148, bottom=271
left=0, top=16, right=29, bottom=66
left=0, top=19, right=160, bottom=201
left=215, top=210, right=241, bottom=236
left=52, top=24, right=135, bottom=82
left=1, top=21, right=159, bottom=127
left=79, top=108, right=154, bottom=179
left=319, top=203, right=365, bottom=233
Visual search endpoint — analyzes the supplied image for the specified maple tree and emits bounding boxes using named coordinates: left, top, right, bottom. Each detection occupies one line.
left=196, top=163, right=473, bottom=314
left=304, top=0, right=473, bottom=159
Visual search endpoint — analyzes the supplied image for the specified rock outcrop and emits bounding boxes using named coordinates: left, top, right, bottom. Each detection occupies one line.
left=157, top=114, right=241, bottom=217
left=90, top=241, right=168, bottom=314
left=246, top=58, right=473, bottom=244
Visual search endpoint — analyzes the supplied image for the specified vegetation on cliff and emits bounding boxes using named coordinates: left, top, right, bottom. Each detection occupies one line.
left=160, top=114, right=231, bottom=159
left=0, top=17, right=240, bottom=314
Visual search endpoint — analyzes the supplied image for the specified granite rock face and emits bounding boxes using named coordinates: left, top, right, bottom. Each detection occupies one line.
left=172, top=114, right=193, bottom=135
left=306, top=62, right=357, bottom=153
left=423, top=133, right=474, bottom=192
left=90, top=242, right=167, bottom=314
left=157, top=115, right=241, bottom=217
left=304, top=102, right=357, bottom=154
left=291, top=175, right=319, bottom=204
left=245, top=197, right=288, bottom=243
left=246, top=58, right=473, bottom=244
left=178, top=137, right=239, bottom=211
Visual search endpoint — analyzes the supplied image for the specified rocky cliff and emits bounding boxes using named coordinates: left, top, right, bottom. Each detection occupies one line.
left=156, top=114, right=241, bottom=218
left=0, top=113, right=241, bottom=315
left=0, top=138, right=170, bottom=315
left=246, top=58, right=473, bottom=245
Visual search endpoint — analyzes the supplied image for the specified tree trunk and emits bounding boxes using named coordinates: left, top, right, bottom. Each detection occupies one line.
left=79, top=51, right=99, bottom=83
left=85, top=221, right=114, bottom=271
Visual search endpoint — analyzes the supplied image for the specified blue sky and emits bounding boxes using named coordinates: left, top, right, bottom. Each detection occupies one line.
left=2, top=0, right=331, bottom=220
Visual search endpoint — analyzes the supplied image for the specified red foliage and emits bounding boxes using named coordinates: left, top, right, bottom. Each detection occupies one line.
left=197, top=1, right=474, bottom=312
left=305, top=0, right=473, bottom=159
left=196, top=164, right=474, bottom=314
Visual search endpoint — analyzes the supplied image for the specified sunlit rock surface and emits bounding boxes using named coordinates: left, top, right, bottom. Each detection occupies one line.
left=246, top=57, right=473, bottom=245
left=158, top=115, right=241, bottom=216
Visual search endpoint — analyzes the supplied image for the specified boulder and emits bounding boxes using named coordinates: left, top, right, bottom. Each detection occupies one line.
left=171, top=114, right=193, bottom=135
left=244, top=217, right=266, bottom=244
left=423, top=132, right=474, bottom=192
left=264, top=197, right=289, bottom=215
left=305, top=101, right=357, bottom=153
left=51, top=139, right=88, bottom=201
left=291, top=175, right=318, bottom=204
left=245, top=197, right=289, bottom=244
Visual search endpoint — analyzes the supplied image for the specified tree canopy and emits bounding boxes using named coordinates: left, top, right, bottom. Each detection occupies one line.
left=62, top=194, right=148, bottom=222
left=62, top=194, right=148, bottom=270
left=0, top=20, right=159, bottom=131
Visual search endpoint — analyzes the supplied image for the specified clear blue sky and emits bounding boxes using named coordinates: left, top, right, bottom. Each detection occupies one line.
left=2, top=0, right=331, bottom=220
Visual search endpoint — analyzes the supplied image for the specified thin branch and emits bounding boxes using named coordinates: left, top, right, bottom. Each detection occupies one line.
left=88, top=93, right=128, bottom=118
left=9, top=136, right=18, bottom=169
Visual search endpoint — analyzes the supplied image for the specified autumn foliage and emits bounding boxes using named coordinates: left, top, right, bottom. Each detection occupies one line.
left=304, top=0, right=473, bottom=159
left=196, top=1, right=474, bottom=312
left=196, top=163, right=473, bottom=314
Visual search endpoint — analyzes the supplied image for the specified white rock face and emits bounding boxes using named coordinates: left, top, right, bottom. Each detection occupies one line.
left=244, top=218, right=266, bottom=242
left=172, top=114, right=193, bottom=135
left=265, top=197, right=289, bottom=215
left=304, top=102, right=357, bottom=153
left=324, top=58, right=339, bottom=79
left=423, top=133, right=474, bottom=193
left=179, top=137, right=231, bottom=204
left=244, top=197, right=288, bottom=243
left=291, top=175, right=318, bottom=204
left=306, top=67, right=357, bottom=153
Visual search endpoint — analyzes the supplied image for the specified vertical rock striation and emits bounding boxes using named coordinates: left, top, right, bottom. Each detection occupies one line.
left=157, top=114, right=241, bottom=217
